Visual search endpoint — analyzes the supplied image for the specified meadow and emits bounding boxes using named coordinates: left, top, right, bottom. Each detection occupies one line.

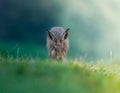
left=0, top=0, right=120, bottom=93
left=0, top=56, right=120, bottom=93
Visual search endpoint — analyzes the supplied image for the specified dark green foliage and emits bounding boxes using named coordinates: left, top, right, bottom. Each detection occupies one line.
left=0, top=0, right=61, bottom=44
left=0, top=41, right=47, bottom=58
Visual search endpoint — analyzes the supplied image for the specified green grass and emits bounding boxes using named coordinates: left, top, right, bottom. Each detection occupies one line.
left=0, top=41, right=47, bottom=58
left=0, top=58, right=120, bottom=93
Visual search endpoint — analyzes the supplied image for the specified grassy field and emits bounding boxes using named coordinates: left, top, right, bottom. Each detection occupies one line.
left=0, top=57, right=120, bottom=93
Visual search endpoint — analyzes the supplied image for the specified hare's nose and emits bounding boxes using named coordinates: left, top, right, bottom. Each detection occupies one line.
left=57, top=42, right=61, bottom=46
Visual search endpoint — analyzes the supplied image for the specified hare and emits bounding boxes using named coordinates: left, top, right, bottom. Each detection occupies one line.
left=47, top=27, right=69, bottom=60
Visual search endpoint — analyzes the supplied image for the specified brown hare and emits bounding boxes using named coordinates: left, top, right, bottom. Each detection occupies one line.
left=47, top=27, right=69, bottom=60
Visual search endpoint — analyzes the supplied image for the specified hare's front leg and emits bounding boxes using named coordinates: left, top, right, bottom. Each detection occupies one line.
left=49, top=49, right=56, bottom=59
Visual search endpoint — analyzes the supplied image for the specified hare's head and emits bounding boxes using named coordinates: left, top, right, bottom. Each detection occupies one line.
left=47, top=27, right=69, bottom=47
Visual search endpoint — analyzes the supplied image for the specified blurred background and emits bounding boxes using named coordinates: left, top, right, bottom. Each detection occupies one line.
left=0, top=0, right=120, bottom=60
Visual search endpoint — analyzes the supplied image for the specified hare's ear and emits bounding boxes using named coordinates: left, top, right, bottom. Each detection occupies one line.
left=62, top=28, right=70, bottom=40
left=48, top=31, right=56, bottom=41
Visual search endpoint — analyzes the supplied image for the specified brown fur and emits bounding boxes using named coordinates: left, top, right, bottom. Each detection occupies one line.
left=46, top=27, right=69, bottom=60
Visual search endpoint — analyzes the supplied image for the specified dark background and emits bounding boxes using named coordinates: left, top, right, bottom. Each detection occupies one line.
left=0, top=0, right=120, bottom=60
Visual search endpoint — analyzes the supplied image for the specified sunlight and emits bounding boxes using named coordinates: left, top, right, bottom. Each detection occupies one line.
left=60, top=0, right=120, bottom=59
